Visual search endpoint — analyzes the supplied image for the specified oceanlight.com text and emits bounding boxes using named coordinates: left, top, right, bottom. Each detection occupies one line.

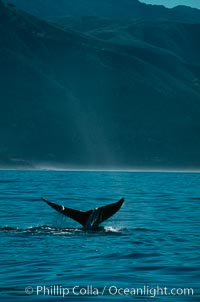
left=25, top=285, right=194, bottom=297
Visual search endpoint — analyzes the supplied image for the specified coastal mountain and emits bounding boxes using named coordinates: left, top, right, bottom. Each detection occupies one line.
left=0, top=0, right=200, bottom=169
left=5, top=0, right=200, bottom=23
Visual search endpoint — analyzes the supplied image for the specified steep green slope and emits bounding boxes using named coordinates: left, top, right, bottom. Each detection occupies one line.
left=0, top=1, right=200, bottom=169
left=5, top=0, right=200, bottom=23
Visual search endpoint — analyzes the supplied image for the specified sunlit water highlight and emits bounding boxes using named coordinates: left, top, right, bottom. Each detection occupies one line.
left=0, top=170, right=200, bottom=301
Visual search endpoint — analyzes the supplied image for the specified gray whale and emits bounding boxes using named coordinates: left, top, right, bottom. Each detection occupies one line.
left=42, top=197, right=124, bottom=230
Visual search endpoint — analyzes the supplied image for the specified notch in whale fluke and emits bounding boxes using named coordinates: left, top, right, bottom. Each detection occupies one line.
left=42, top=197, right=125, bottom=230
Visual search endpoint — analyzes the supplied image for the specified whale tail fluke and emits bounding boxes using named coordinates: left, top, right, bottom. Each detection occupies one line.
left=42, top=197, right=125, bottom=229
left=42, top=198, right=89, bottom=227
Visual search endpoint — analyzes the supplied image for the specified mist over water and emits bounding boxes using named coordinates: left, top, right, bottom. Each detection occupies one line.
left=0, top=170, right=199, bottom=301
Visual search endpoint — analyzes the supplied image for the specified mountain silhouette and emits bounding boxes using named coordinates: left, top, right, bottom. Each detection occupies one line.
left=0, top=0, right=200, bottom=169
left=5, top=0, right=200, bottom=23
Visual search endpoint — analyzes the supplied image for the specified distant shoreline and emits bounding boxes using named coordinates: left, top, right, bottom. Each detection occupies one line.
left=0, top=167, right=200, bottom=173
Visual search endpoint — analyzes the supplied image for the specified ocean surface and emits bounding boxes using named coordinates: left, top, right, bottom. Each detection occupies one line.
left=0, top=170, right=199, bottom=301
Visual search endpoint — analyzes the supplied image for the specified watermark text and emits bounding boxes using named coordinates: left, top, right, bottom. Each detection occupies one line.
left=24, top=284, right=195, bottom=298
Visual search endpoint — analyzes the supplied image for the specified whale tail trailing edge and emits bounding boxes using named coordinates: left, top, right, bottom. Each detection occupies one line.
left=42, top=197, right=125, bottom=229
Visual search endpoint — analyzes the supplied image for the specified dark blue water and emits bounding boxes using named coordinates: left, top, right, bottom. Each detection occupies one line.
left=0, top=171, right=199, bottom=301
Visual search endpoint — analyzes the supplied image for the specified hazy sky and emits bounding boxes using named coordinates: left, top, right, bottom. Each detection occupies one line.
left=141, top=0, right=200, bottom=9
